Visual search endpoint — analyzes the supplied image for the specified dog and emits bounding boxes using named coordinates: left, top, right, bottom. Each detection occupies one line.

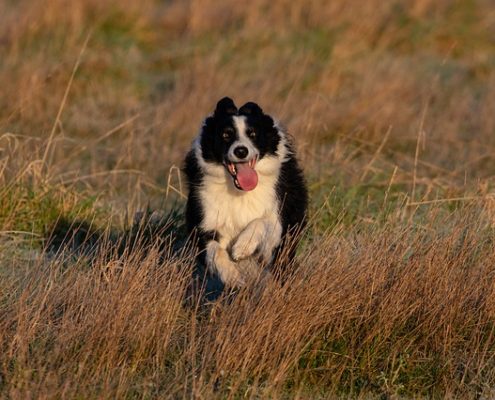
left=183, top=97, right=307, bottom=288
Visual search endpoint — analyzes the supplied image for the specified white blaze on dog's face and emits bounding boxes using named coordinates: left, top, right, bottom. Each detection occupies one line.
left=196, top=97, right=284, bottom=192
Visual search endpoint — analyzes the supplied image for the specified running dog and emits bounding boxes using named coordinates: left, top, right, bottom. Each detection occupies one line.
left=184, top=97, right=307, bottom=287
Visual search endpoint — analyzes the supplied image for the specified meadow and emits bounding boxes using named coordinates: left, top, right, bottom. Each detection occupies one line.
left=1, top=0, right=495, bottom=398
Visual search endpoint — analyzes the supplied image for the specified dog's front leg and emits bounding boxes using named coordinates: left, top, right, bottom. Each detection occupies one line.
left=205, top=241, right=245, bottom=287
left=230, top=218, right=282, bottom=264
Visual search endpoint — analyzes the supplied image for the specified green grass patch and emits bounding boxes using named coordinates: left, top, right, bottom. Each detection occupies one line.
left=0, top=183, right=104, bottom=247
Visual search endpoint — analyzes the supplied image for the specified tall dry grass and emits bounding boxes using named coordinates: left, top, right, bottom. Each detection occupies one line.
left=1, top=0, right=495, bottom=398
left=2, top=204, right=495, bottom=398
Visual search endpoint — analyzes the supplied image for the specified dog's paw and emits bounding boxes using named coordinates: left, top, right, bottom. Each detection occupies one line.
left=230, top=228, right=260, bottom=261
left=217, top=260, right=245, bottom=288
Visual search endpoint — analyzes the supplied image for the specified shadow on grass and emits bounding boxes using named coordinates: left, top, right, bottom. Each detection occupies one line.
left=45, top=208, right=226, bottom=303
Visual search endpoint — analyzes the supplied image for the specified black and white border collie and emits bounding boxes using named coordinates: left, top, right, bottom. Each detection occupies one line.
left=184, top=97, right=307, bottom=288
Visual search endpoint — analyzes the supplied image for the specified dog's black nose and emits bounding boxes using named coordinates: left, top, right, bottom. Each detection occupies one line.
left=233, top=146, right=248, bottom=159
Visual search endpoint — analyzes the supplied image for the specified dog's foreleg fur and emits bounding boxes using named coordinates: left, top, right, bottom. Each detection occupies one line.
left=230, top=217, right=282, bottom=263
left=206, top=241, right=245, bottom=287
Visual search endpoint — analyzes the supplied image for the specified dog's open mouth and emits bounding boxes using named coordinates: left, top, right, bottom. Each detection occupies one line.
left=225, top=157, right=258, bottom=191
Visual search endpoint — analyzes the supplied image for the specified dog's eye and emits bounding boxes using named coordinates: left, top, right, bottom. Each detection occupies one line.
left=247, top=129, right=256, bottom=138
left=222, top=131, right=232, bottom=140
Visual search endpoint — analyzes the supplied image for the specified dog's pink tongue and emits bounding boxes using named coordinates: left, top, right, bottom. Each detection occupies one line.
left=236, top=163, right=258, bottom=191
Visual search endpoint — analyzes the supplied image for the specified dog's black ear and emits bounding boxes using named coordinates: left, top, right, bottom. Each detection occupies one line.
left=214, top=97, right=238, bottom=116
left=239, top=102, right=263, bottom=116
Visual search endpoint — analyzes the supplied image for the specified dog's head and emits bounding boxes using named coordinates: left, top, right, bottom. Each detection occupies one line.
left=196, top=97, right=285, bottom=191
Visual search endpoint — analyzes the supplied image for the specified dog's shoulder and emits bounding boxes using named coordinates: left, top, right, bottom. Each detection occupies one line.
left=183, top=149, right=202, bottom=185
left=276, top=144, right=308, bottom=232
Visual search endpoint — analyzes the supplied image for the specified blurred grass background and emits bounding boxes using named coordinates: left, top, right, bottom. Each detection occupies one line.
left=1, top=0, right=494, bottom=211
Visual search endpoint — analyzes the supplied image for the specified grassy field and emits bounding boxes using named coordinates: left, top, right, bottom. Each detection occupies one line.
left=1, top=0, right=495, bottom=398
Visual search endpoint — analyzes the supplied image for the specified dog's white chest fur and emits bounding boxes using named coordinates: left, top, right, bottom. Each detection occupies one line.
left=199, top=170, right=279, bottom=247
